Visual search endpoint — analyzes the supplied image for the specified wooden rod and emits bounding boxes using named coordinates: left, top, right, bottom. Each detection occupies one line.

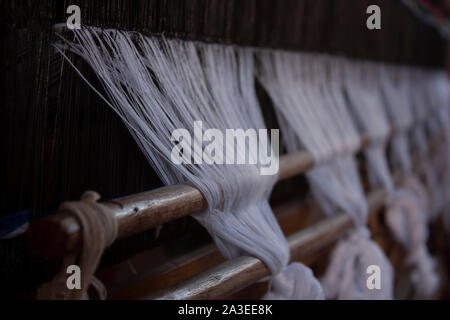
left=27, top=147, right=319, bottom=257
left=146, top=189, right=387, bottom=299
left=28, top=184, right=206, bottom=257
left=26, top=127, right=390, bottom=258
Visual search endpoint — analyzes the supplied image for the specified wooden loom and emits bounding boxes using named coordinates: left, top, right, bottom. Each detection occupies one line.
left=1, top=0, right=449, bottom=299
left=26, top=123, right=450, bottom=299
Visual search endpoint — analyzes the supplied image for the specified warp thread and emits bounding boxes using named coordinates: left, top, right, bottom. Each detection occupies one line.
left=258, top=52, right=394, bottom=299
left=385, top=187, right=439, bottom=297
left=56, top=27, right=323, bottom=300
left=379, top=65, right=443, bottom=298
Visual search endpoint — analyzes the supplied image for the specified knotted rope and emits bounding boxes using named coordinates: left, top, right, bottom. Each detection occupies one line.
left=385, top=187, right=439, bottom=297
left=37, top=191, right=117, bottom=300
left=415, top=158, right=444, bottom=221
left=321, top=228, right=393, bottom=300
left=263, top=263, right=324, bottom=300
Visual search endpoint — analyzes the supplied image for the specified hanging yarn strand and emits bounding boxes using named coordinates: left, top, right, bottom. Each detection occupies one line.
left=54, top=26, right=324, bottom=300
left=378, top=64, right=444, bottom=298
left=48, top=25, right=448, bottom=300
left=343, top=61, right=393, bottom=191
left=258, top=51, right=394, bottom=300
left=428, top=73, right=450, bottom=234
left=343, top=60, right=442, bottom=298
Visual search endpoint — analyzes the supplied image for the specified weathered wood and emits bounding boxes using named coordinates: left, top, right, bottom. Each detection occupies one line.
left=27, top=131, right=376, bottom=258
left=104, top=196, right=322, bottom=299
left=278, top=150, right=314, bottom=180
left=27, top=151, right=317, bottom=258
left=29, top=121, right=423, bottom=259
left=28, top=184, right=206, bottom=257
left=145, top=189, right=386, bottom=300
left=146, top=215, right=350, bottom=299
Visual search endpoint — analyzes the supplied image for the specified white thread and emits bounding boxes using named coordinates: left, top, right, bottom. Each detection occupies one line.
left=258, top=51, right=394, bottom=299
left=57, top=27, right=323, bottom=300
left=379, top=65, right=445, bottom=298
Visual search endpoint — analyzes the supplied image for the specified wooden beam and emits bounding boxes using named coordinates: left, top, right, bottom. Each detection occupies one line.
left=145, top=189, right=386, bottom=300
left=27, top=145, right=350, bottom=258
left=26, top=122, right=411, bottom=258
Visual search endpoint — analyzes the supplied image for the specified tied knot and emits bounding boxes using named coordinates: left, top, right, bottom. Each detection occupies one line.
left=385, top=188, right=426, bottom=249
left=37, top=191, right=118, bottom=300
left=320, top=226, right=394, bottom=300
left=62, top=191, right=118, bottom=248
left=408, top=245, right=440, bottom=298
left=415, top=160, right=444, bottom=220
left=396, top=174, right=428, bottom=216
left=384, top=187, right=439, bottom=297
left=263, top=263, right=324, bottom=300
left=348, top=226, right=371, bottom=241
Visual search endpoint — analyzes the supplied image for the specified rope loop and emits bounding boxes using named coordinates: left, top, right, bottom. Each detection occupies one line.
left=37, top=191, right=117, bottom=300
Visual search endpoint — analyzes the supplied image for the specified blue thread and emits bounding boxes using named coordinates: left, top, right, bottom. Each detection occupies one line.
left=0, top=210, right=29, bottom=239
left=0, top=184, right=164, bottom=239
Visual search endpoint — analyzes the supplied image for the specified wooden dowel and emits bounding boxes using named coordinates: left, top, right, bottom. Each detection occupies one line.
left=27, top=147, right=322, bottom=257
left=278, top=150, right=315, bottom=180
left=146, top=189, right=387, bottom=299
left=28, top=184, right=206, bottom=257
left=26, top=127, right=391, bottom=258
left=27, top=143, right=345, bottom=258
